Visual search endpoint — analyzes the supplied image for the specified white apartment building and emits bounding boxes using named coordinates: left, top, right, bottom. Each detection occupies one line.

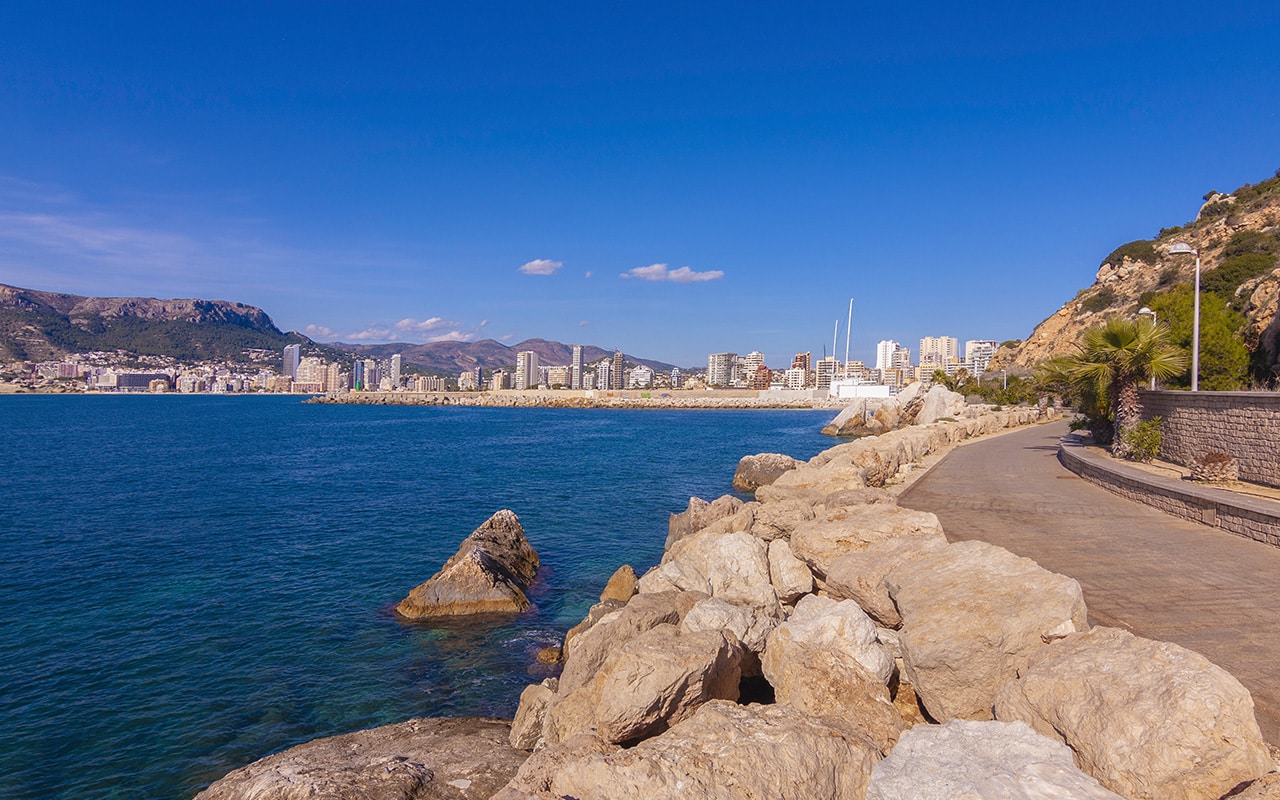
left=571, top=345, right=584, bottom=390
left=919, top=336, right=958, bottom=367
left=514, top=351, right=539, bottom=390
left=784, top=367, right=806, bottom=390
left=629, top=365, right=654, bottom=388
left=707, top=352, right=736, bottom=387
left=815, top=356, right=840, bottom=390
left=964, top=340, right=999, bottom=375
left=875, top=340, right=898, bottom=371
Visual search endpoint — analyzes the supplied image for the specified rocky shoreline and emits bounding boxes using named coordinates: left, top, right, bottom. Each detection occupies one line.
left=196, top=406, right=1280, bottom=800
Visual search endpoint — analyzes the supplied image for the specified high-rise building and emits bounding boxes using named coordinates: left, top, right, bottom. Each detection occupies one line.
left=514, top=351, right=539, bottom=390
left=875, top=340, right=899, bottom=371
left=352, top=360, right=366, bottom=390
left=743, top=351, right=765, bottom=381
left=707, top=352, right=735, bottom=387
left=751, top=365, right=772, bottom=390
left=919, top=336, right=958, bottom=367
left=571, top=345, right=584, bottom=390
left=364, top=359, right=381, bottom=389
left=784, top=367, right=806, bottom=390
left=547, top=365, right=572, bottom=387
left=391, top=354, right=402, bottom=389
left=791, top=352, right=811, bottom=374
left=964, top=340, right=999, bottom=375
left=670, top=367, right=682, bottom=388
left=491, top=370, right=509, bottom=391
left=815, top=356, right=839, bottom=390
left=610, top=351, right=624, bottom=391
left=283, top=344, right=301, bottom=380
left=891, top=346, right=912, bottom=371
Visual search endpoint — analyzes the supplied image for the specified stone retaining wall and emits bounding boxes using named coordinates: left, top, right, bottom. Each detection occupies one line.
left=1139, top=390, right=1280, bottom=488
left=1058, top=437, right=1280, bottom=548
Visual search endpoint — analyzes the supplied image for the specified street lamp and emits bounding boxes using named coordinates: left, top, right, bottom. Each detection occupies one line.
left=1138, top=307, right=1157, bottom=389
left=1169, top=243, right=1201, bottom=391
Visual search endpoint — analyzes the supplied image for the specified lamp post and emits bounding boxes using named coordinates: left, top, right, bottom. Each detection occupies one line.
left=1169, top=243, right=1201, bottom=391
left=1138, top=307, right=1157, bottom=390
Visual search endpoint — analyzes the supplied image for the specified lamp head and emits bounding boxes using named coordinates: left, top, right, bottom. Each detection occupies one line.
left=1138, top=307, right=1154, bottom=316
left=1168, top=242, right=1197, bottom=255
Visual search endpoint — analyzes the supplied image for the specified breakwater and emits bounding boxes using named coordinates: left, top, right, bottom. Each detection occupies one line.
left=306, top=389, right=847, bottom=410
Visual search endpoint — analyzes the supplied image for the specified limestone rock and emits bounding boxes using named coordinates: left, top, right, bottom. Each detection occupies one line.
left=510, top=681, right=557, bottom=750
left=561, top=598, right=624, bottom=653
left=824, top=534, right=947, bottom=628
left=395, top=510, right=539, bottom=619
left=1231, top=773, right=1280, bottom=800
left=678, top=593, right=782, bottom=657
left=746, top=497, right=817, bottom=541
left=914, top=384, right=966, bottom=425
left=820, top=398, right=873, bottom=437
left=550, top=700, right=880, bottom=800
left=761, top=595, right=903, bottom=752
left=790, top=504, right=944, bottom=579
left=665, top=495, right=743, bottom=551
left=732, top=452, right=802, bottom=492
left=491, top=733, right=619, bottom=800
left=866, top=719, right=1125, bottom=800
left=598, top=564, right=638, bottom=603
left=886, top=540, right=1088, bottom=722
left=194, top=717, right=527, bottom=800
left=994, top=626, right=1273, bottom=800
left=558, top=591, right=689, bottom=695
left=545, top=624, right=742, bottom=745
left=650, top=530, right=774, bottom=603
left=767, top=538, right=814, bottom=602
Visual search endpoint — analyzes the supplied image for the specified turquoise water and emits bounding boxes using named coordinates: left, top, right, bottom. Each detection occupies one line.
left=0, top=395, right=835, bottom=799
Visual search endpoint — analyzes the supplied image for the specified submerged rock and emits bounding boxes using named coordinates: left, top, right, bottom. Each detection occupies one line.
left=395, top=510, right=539, bottom=619
left=194, top=717, right=527, bottom=800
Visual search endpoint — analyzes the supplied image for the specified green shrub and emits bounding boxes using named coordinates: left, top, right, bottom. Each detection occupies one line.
left=1199, top=200, right=1233, bottom=220
left=1102, top=240, right=1158, bottom=267
left=1221, top=229, right=1279, bottom=259
left=1080, top=286, right=1117, bottom=313
left=1157, top=264, right=1181, bottom=288
left=1202, top=252, right=1277, bottom=302
left=999, top=339, right=1022, bottom=349
left=1123, top=417, right=1163, bottom=463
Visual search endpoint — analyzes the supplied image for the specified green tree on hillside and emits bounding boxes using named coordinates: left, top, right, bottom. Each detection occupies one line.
left=1147, top=286, right=1250, bottom=391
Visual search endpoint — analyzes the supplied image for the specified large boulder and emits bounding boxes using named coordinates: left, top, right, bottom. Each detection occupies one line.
left=914, top=384, right=966, bottom=425
left=824, top=534, right=947, bottom=628
left=491, top=732, right=619, bottom=800
left=558, top=591, right=695, bottom=694
left=545, top=624, right=743, bottom=745
left=761, top=595, right=903, bottom=752
left=767, top=538, right=814, bottom=603
left=886, top=540, right=1088, bottom=722
left=732, top=452, right=802, bottom=492
left=643, top=530, right=773, bottom=602
left=745, top=497, right=817, bottom=541
left=866, top=719, right=1125, bottom=800
left=550, top=700, right=880, bottom=800
left=994, top=626, right=1273, bottom=800
left=395, top=510, right=539, bottom=619
left=790, top=504, right=944, bottom=579
left=820, top=398, right=874, bottom=437
left=194, top=717, right=528, bottom=800
left=509, top=680, right=557, bottom=750
left=598, top=564, right=638, bottom=603
left=665, top=495, right=743, bottom=551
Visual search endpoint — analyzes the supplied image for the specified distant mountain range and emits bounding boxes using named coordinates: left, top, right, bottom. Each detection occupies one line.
left=0, top=283, right=678, bottom=373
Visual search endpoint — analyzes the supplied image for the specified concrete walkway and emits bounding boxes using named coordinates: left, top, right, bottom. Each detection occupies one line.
left=898, top=419, right=1280, bottom=744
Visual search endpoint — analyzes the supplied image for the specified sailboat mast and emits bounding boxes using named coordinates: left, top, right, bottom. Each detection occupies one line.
left=844, top=298, right=853, bottom=380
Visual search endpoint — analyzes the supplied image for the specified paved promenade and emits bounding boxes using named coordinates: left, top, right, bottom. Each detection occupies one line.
left=898, top=419, right=1280, bottom=744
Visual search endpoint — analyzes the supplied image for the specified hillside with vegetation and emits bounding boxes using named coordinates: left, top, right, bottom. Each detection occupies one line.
left=0, top=284, right=313, bottom=365
left=992, top=170, right=1280, bottom=389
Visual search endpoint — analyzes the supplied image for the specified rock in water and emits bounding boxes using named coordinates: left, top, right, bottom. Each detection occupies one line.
left=194, top=717, right=527, bottom=800
left=395, top=510, right=539, bottom=619
left=994, top=626, right=1273, bottom=800
left=732, top=452, right=802, bottom=492
left=866, top=719, right=1125, bottom=800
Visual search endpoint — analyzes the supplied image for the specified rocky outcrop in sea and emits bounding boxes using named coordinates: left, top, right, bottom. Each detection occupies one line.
left=197, top=408, right=1278, bottom=800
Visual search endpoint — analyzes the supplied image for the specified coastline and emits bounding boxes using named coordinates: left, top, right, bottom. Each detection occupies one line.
left=305, top=388, right=849, bottom=410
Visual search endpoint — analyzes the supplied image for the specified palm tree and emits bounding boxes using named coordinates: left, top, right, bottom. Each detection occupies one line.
left=1041, top=317, right=1186, bottom=459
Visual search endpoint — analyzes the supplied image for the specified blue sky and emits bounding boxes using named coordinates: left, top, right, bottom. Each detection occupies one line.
left=1, top=2, right=1278, bottom=367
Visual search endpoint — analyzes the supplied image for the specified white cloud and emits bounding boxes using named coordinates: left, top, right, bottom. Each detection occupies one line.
left=619, top=263, right=724, bottom=283
left=499, top=333, right=515, bottom=342
left=304, top=323, right=338, bottom=339
left=519, top=258, right=563, bottom=276
left=585, top=271, right=593, bottom=279
left=427, top=330, right=473, bottom=343
left=394, top=316, right=450, bottom=332
left=579, top=320, right=591, bottom=327
left=346, top=327, right=393, bottom=341
left=668, top=266, right=725, bottom=283
left=479, top=319, right=489, bottom=328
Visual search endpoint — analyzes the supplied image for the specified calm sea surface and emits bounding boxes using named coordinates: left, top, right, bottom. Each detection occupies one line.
left=0, top=395, right=836, bottom=800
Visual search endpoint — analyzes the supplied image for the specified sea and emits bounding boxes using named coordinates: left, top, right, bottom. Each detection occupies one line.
left=0, top=395, right=837, bottom=800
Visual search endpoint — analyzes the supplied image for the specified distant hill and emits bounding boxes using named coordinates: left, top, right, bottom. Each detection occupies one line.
left=991, top=169, right=1280, bottom=381
left=0, top=283, right=314, bottom=363
left=0, top=283, right=680, bottom=374
left=333, top=337, right=678, bottom=375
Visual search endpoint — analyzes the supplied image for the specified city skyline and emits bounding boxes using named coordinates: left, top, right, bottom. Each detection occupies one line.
left=2, top=4, right=1278, bottom=366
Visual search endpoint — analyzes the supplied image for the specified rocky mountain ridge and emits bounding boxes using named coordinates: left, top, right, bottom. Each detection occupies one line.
left=991, top=170, right=1280, bottom=379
